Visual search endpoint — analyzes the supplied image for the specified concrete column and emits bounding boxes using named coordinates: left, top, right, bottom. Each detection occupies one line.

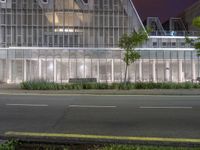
left=69, top=60, right=71, bottom=79
left=192, top=60, right=196, bottom=81
left=7, top=60, right=12, bottom=83
left=0, top=60, right=4, bottom=82
left=60, top=58, right=63, bottom=83
left=0, top=60, right=3, bottom=81
left=84, top=64, right=86, bottom=78
left=97, top=60, right=100, bottom=82
left=165, top=61, right=170, bottom=82
left=139, top=60, right=142, bottom=81
left=179, top=60, right=183, bottom=82
left=54, top=59, right=57, bottom=82
left=111, top=59, right=114, bottom=82
left=152, top=60, right=156, bottom=82
left=24, top=59, right=27, bottom=81
left=39, top=59, right=42, bottom=79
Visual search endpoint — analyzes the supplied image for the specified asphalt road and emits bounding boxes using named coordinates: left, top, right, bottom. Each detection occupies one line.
left=0, top=94, right=200, bottom=139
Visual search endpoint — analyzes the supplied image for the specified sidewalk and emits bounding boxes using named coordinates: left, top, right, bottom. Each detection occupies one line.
left=0, top=84, right=200, bottom=95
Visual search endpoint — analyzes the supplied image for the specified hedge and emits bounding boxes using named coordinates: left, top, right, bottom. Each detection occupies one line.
left=20, top=80, right=200, bottom=90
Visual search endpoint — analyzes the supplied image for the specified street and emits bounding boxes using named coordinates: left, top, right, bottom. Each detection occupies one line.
left=0, top=94, right=200, bottom=139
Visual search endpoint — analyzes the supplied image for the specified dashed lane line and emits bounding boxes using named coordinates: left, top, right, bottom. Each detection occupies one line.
left=6, top=104, right=48, bottom=107
left=140, top=106, right=193, bottom=109
left=69, top=105, right=117, bottom=108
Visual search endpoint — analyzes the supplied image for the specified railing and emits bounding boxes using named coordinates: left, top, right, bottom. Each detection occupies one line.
left=149, top=31, right=200, bottom=37
left=140, top=36, right=197, bottom=49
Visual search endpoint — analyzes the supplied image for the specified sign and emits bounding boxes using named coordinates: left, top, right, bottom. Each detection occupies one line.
left=69, top=78, right=97, bottom=83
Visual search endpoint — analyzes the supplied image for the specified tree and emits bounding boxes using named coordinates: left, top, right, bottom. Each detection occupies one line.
left=186, top=16, right=200, bottom=56
left=119, top=29, right=149, bottom=83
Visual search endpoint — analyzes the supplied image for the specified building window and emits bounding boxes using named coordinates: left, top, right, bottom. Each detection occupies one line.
left=162, top=42, right=167, bottom=47
left=153, top=42, right=157, bottom=47
left=172, top=42, right=176, bottom=47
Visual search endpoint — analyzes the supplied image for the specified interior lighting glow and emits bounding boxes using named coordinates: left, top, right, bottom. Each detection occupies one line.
left=54, top=28, right=77, bottom=33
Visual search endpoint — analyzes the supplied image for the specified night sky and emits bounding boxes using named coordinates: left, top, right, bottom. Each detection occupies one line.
left=133, top=0, right=198, bottom=22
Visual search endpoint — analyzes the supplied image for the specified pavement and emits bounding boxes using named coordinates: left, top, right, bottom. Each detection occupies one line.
left=0, top=94, right=200, bottom=146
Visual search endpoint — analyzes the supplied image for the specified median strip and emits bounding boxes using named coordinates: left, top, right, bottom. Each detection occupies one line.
left=5, top=131, right=200, bottom=144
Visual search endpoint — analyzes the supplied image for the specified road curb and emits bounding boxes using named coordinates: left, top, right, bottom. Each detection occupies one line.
left=3, top=132, right=200, bottom=147
left=1, top=89, right=200, bottom=96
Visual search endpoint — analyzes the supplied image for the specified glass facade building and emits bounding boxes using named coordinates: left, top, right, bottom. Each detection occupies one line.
left=0, top=0, right=142, bottom=47
left=0, top=0, right=199, bottom=83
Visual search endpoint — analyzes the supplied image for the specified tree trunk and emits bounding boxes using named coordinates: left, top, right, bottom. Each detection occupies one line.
left=124, top=64, right=128, bottom=84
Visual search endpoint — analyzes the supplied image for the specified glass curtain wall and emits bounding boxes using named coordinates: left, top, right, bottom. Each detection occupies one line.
left=0, top=48, right=199, bottom=83
left=0, top=0, right=142, bottom=48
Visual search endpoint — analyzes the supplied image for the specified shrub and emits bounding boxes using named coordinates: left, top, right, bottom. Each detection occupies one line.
left=193, top=83, right=200, bottom=89
left=135, top=82, right=147, bottom=89
left=160, top=83, right=172, bottom=89
left=0, top=141, right=19, bottom=150
left=184, top=82, right=193, bottom=89
left=21, top=81, right=200, bottom=90
left=97, top=83, right=109, bottom=89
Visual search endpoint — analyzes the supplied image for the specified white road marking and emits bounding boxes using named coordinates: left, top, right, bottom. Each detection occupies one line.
left=140, top=106, right=193, bottom=109
left=69, top=105, right=117, bottom=108
left=6, top=104, right=48, bottom=107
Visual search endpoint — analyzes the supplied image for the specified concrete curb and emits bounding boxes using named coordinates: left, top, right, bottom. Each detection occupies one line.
left=1, top=89, right=200, bottom=96
left=1, top=83, right=200, bottom=96
left=2, top=134, right=200, bottom=148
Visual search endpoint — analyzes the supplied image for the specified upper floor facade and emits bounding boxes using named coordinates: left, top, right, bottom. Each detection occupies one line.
left=0, top=0, right=144, bottom=48
left=0, top=0, right=198, bottom=50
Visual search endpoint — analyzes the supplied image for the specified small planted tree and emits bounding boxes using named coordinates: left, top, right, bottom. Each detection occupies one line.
left=186, top=16, right=200, bottom=56
left=119, top=29, right=149, bottom=83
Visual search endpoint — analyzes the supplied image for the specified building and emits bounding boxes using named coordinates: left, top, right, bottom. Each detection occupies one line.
left=180, top=0, right=200, bottom=31
left=0, top=0, right=199, bottom=83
